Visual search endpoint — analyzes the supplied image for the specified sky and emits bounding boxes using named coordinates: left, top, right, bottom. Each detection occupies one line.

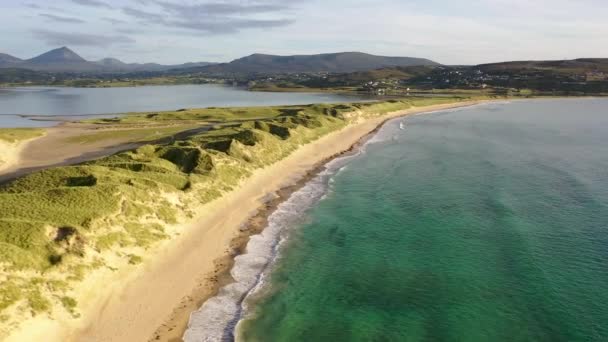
left=1, top=0, right=607, bottom=65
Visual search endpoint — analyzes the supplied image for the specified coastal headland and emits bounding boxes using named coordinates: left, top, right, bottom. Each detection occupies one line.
left=0, top=97, right=494, bottom=341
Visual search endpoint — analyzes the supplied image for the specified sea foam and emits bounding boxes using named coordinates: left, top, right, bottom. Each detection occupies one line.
left=182, top=154, right=361, bottom=341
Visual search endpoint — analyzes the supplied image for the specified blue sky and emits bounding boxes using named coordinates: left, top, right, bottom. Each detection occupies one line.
left=1, top=0, right=607, bottom=65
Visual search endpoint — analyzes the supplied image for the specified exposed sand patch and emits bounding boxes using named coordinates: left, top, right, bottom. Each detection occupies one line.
left=0, top=135, right=44, bottom=173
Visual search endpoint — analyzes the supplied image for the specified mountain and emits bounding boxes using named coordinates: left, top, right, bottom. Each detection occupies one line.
left=95, top=58, right=215, bottom=72
left=0, top=53, right=23, bottom=67
left=175, top=62, right=217, bottom=69
left=95, top=58, right=162, bottom=72
left=0, top=47, right=215, bottom=73
left=96, top=57, right=129, bottom=68
left=0, top=48, right=434, bottom=74
left=188, top=52, right=440, bottom=74
left=27, top=46, right=86, bottom=64
left=18, top=47, right=103, bottom=72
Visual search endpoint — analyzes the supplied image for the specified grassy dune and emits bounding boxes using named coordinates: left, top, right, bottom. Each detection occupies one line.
left=63, top=125, right=201, bottom=144
left=0, top=96, right=476, bottom=334
left=0, top=129, right=45, bottom=171
left=0, top=129, right=45, bottom=144
left=86, top=105, right=314, bottom=125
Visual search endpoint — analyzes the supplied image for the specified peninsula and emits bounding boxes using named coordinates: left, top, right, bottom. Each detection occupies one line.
left=0, top=96, right=492, bottom=341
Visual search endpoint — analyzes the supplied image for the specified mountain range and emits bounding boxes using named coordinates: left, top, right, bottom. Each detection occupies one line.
left=0, top=47, right=215, bottom=73
left=0, top=48, right=440, bottom=74
left=186, top=52, right=440, bottom=74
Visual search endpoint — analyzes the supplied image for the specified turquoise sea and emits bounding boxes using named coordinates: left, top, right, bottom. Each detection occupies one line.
left=185, top=99, right=608, bottom=341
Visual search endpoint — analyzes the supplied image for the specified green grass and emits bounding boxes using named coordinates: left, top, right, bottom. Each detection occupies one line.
left=0, top=96, right=481, bottom=323
left=1, top=76, right=225, bottom=89
left=57, top=76, right=224, bottom=88
left=127, top=254, right=143, bottom=265
left=249, top=84, right=360, bottom=94
left=86, top=106, right=291, bottom=125
left=60, top=296, right=78, bottom=317
left=64, top=125, right=201, bottom=144
left=95, top=232, right=128, bottom=251
left=0, top=128, right=45, bottom=143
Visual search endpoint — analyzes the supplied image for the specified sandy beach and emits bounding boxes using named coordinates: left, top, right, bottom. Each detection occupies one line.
left=4, top=100, right=487, bottom=342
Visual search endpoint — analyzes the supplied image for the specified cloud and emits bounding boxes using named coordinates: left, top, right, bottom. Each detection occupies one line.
left=32, top=30, right=135, bottom=47
left=167, top=17, right=294, bottom=34
left=9, top=0, right=606, bottom=65
left=39, top=13, right=86, bottom=24
left=102, top=17, right=126, bottom=25
left=71, top=0, right=112, bottom=9
left=120, top=1, right=296, bottom=34
left=116, top=28, right=144, bottom=34
left=154, top=1, right=290, bottom=16
left=122, top=7, right=165, bottom=22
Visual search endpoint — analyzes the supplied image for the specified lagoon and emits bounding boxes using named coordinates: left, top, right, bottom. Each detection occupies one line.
left=0, top=85, right=365, bottom=128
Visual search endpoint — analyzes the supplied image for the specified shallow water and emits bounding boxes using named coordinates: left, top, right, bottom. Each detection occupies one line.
left=0, top=85, right=365, bottom=128
left=187, top=99, right=608, bottom=341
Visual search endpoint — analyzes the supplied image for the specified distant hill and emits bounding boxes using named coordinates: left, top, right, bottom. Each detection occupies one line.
left=247, top=57, right=608, bottom=94
left=0, top=47, right=215, bottom=73
left=294, top=65, right=438, bottom=88
left=0, top=68, right=55, bottom=84
left=328, top=60, right=603, bottom=84
left=96, top=57, right=129, bottom=68
left=0, top=49, right=436, bottom=74
left=94, top=58, right=214, bottom=73
left=478, top=58, right=608, bottom=74
left=0, top=53, right=23, bottom=67
left=188, top=52, right=440, bottom=74
left=332, top=65, right=437, bottom=82
left=472, top=58, right=608, bottom=93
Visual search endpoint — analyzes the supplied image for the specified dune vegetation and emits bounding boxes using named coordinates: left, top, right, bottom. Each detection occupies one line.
left=0, top=128, right=45, bottom=171
left=0, top=96, right=477, bottom=336
left=0, top=129, right=45, bottom=144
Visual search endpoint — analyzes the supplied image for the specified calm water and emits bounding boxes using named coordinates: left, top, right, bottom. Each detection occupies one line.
left=0, top=85, right=365, bottom=128
left=185, top=99, right=608, bottom=341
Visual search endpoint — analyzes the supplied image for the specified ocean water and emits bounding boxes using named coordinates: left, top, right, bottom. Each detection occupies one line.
left=185, top=99, right=608, bottom=341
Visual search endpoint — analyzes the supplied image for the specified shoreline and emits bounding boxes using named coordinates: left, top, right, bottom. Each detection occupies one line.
left=3, top=99, right=489, bottom=342
left=85, top=100, right=489, bottom=342
left=159, top=103, right=387, bottom=342
left=184, top=107, right=394, bottom=342
left=154, top=100, right=490, bottom=342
